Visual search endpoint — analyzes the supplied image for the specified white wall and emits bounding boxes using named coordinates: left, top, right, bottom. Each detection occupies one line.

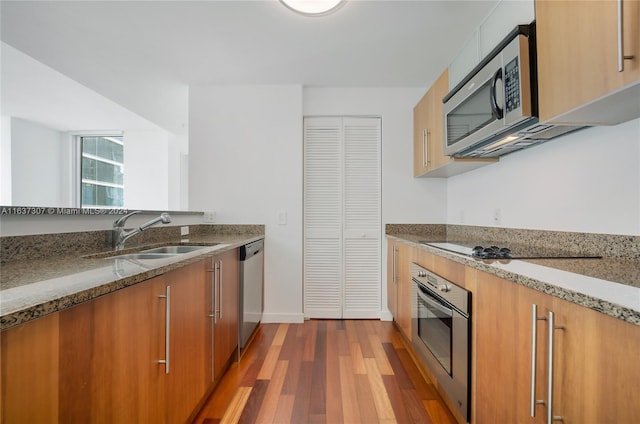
left=1, top=117, right=12, bottom=204
left=10, top=118, right=69, bottom=207
left=189, top=85, right=304, bottom=323
left=447, top=118, right=640, bottom=235
left=124, top=130, right=170, bottom=210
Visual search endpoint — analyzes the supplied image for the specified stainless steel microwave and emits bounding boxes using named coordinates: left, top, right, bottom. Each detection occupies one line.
left=443, top=24, right=582, bottom=158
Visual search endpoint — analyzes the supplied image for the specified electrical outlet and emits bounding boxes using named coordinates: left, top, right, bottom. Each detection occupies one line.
left=180, top=226, right=189, bottom=236
left=493, top=208, right=502, bottom=225
left=203, top=211, right=216, bottom=223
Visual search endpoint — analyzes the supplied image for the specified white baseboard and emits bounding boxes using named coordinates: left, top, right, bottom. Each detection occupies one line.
left=261, top=312, right=305, bottom=324
left=380, top=310, right=393, bottom=321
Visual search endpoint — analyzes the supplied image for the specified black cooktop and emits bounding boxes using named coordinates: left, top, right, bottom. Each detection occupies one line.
left=421, top=241, right=602, bottom=260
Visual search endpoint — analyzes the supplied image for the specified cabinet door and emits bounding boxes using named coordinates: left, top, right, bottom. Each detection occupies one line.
left=475, top=271, right=549, bottom=424
left=387, top=241, right=398, bottom=319
left=395, top=242, right=413, bottom=339
left=165, top=260, right=209, bottom=423
left=414, top=70, right=450, bottom=175
left=75, top=276, right=166, bottom=422
left=1, top=313, right=59, bottom=423
left=536, top=0, right=640, bottom=122
left=212, top=249, right=239, bottom=381
left=547, top=296, right=640, bottom=423
left=413, top=90, right=431, bottom=176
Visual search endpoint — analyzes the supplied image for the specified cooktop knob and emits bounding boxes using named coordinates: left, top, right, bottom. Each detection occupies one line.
left=439, top=284, right=451, bottom=292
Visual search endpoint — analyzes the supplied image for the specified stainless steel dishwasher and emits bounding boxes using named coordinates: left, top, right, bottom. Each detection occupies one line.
left=239, top=239, right=264, bottom=350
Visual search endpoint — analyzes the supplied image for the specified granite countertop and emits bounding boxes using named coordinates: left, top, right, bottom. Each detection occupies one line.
left=388, top=233, right=640, bottom=326
left=0, top=232, right=264, bottom=331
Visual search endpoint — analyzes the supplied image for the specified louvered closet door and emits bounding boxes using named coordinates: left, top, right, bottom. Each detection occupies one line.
left=304, top=117, right=343, bottom=318
left=304, top=116, right=381, bottom=319
left=342, top=117, right=381, bottom=318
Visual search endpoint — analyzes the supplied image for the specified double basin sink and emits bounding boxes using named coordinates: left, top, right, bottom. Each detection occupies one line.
left=108, top=244, right=217, bottom=260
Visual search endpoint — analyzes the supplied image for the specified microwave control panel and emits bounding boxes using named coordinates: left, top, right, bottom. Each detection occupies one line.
left=504, top=57, right=520, bottom=113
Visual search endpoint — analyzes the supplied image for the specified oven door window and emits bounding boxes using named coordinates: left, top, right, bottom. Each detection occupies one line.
left=417, top=284, right=453, bottom=375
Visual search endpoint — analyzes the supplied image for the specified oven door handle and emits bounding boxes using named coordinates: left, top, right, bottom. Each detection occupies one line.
left=417, top=284, right=453, bottom=316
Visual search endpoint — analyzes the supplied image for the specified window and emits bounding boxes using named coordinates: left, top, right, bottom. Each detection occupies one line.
left=80, top=136, right=124, bottom=207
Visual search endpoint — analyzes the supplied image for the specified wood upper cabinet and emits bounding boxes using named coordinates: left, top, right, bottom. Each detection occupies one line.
left=536, top=0, right=640, bottom=124
left=475, top=271, right=640, bottom=424
left=207, top=248, right=240, bottom=383
left=414, top=69, right=497, bottom=178
left=413, top=70, right=450, bottom=176
left=386, top=240, right=412, bottom=340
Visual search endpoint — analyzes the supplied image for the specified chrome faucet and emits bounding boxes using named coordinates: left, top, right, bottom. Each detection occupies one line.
left=112, top=211, right=172, bottom=250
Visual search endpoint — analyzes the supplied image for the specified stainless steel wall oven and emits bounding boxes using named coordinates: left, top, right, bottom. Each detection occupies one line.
left=411, top=263, right=471, bottom=422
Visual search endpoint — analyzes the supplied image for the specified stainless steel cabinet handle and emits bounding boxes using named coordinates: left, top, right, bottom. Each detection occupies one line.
left=158, top=285, right=170, bottom=374
left=392, top=245, right=398, bottom=285
left=547, top=311, right=565, bottom=423
left=422, top=129, right=430, bottom=167
left=618, top=0, right=635, bottom=71
left=530, top=304, right=547, bottom=417
left=208, top=262, right=215, bottom=319
left=218, top=260, right=223, bottom=320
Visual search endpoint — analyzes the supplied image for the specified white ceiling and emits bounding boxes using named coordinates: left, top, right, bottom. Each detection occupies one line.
left=1, top=0, right=499, bottom=134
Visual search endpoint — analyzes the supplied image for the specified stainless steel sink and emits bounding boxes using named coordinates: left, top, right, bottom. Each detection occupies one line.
left=141, top=245, right=213, bottom=254
left=110, top=252, right=179, bottom=260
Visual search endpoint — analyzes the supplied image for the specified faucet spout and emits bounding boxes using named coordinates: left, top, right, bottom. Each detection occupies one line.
left=112, top=211, right=172, bottom=250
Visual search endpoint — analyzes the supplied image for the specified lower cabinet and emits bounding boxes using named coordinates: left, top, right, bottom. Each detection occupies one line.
left=387, top=240, right=412, bottom=340
left=1, top=312, right=60, bottom=422
left=1, top=251, right=240, bottom=423
left=475, top=271, right=640, bottom=424
left=206, top=248, right=240, bottom=383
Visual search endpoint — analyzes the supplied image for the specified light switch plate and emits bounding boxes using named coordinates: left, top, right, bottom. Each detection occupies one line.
left=203, top=211, right=216, bottom=223
left=278, top=211, right=287, bottom=225
left=180, top=226, right=189, bottom=236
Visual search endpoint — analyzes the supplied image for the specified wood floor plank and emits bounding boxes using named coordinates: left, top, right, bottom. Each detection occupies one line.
left=255, top=360, right=289, bottom=424
left=308, top=321, right=327, bottom=417
left=302, top=319, right=318, bottom=361
left=382, top=374, right=414, bottom=424
left=256, top=344, right=282, bottom=380
left=369, top=334, right=394, bottom=375
left=272, top=323, right=289, bottom=346
left=364, top=357, right=397, bottom=423
left=237, top=379, right=269, bottom=424
left=325, top=320, right=344, bottom=424
left=350, top=342, right=367, bottom=375
left=396, top=347, right=441, bottom=399
left=219, top=386, right=252, bottom=424
left=402, top=388, right=437, bottom=424
left=382, top=342, right=416, bottom=390
left=355, top=373, right=381, bottom=423
left=339, top=355, right=362, bottom=424
left=290, top=361, right=313, bottom=423
left=273, top=395, right=295, bottom=423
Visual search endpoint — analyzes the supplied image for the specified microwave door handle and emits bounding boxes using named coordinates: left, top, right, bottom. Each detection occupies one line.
left=490, top=68, right=504, bottom=119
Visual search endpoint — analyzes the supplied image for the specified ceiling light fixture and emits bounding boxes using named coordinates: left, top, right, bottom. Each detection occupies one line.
left=279, top=0, right=346, bottom=16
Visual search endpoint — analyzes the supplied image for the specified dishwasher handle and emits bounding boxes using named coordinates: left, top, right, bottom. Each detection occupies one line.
left=240, top=239, right=264, bottom=261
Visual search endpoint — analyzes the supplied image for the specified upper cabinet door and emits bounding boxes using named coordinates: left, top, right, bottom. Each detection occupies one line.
left=536, top=0, right=640, bottom=124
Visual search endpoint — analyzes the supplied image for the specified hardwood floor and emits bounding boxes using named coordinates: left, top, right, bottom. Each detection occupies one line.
left=192, top=320, right=457, bottom=424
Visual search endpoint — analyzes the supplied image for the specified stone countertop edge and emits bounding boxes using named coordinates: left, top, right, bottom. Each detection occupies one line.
left=0, top=234, right=264, bottom=331
left=387, top=234, right=640, bottom=326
